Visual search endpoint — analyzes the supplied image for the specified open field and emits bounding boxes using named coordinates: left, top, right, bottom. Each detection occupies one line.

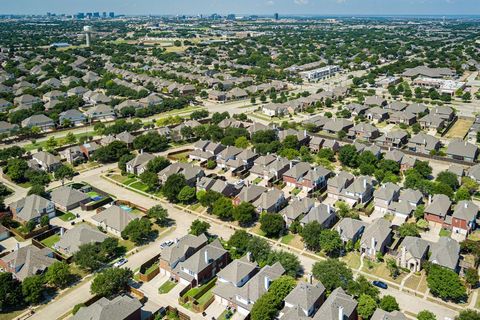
left=444, top=118, right=474, bottom=139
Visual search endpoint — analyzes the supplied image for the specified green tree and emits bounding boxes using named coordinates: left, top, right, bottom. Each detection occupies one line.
left=228, top=230, right=251, bottom=256
left=266, top=251, right=301, bottom=278
left=318, top=229, right=343, bottom=256
left=338, top=145, right=358, bottom=167
left=5, top=158, right=29, bottom=182
left=379, top=295, right=399, bottom=312
left=233, top=202, right=256, bottom=226
left=177, top=186, right=196, bottom=203
left=189, top=219, right=210, bottom=236
left=455, top=186, right=471, bottom=201
left=21, top=275, right=45, bottom=304
left=260, top=213, right=285, bottom=238
left=40, top=215, right=50, bottom=227
left=427, top=264, right=466, bottom=301
left=45, top=136, right=58, bottom=150
left=146, top=156, right=170, bottom=173
left=312, top=259, right=353, bottom=292
left=464, top=268, right=479, bottom=288
left=121, top=219, right=153, bottom=245
left=54, top=164, right=75, bottom=185
left=90, top=268, right=133, bottom=298
left=247, top=236, right=271, bottom=263
left=358, top=294, right=377, bottom=319
left=436, top=171, right=459, bottom=190
left=417, top=310, right=436, bottom=320
left=139, top=171, right=159, bottom=190
left=162, top=173, right=187, bottom=203
left=398, top=223, right=420, bottom=237
left=455, top=310, right=480, bottom=320
left=212, top=197, right=234, bottom=220
left=0, top=272, right=23, bottom=310
left=28, top=184, right=47, bottom=197
left=44, top=261, right=72, bottom=288
left=146, top=205, right=169, bottom=226
left=235, top=136, right=249, bottom=149
left=300, top=221, right=323, bottom=251
left=118, top=154, right=135, bottom=173
left=250, top=276, right=296, bottom=320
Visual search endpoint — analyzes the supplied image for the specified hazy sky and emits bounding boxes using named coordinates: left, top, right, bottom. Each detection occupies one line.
left=1, top=0, right=480, bottom=16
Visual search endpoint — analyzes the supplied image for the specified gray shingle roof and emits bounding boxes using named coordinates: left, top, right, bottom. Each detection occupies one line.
left=55, top=224, right=108, bottom=255
left=313, top=287, right=357, bottom=320
left=50, top=186, right=90, bottom=208
left=284, top=281, right=325, bottom=312
left=1, top=245, right=55, bottom=281
left=91, top=205, right=138, bottom=233
left=11, top=194, right=54, bottom=221
left=429, top=237, right=460, bottom=270
left=72, top=295, right=142, bottom=320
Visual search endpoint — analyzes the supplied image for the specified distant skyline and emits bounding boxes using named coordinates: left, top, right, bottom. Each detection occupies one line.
left=1, top=0, right=480, bottom=16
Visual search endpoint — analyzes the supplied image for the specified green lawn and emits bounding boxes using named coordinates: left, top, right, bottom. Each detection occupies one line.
left=159, top=280, right=177, bottom=294
left=253, top=177, right=262, bottom=185
left=183, top=278, right=216, bottom=298
left=144, top=262, right=159, bottom=276
left=123, top=178, right=137, bottom=186
left=197, top=287, right=214, bottom=305
left=118, top=238, right=135, bottom=252
left=439, top=228, right=452, bottom=237
left=130, top=181, right=150, bottom=192
left=281, top=234, right=294, bottom=245
left=86, top=191, right=100, bottom=198
left=41, top=234, right=60, bottom=248
left=292, top=188, right=301, bottom=196
left=58, top=211, right=76, bottom=222
left=218, top=310, right=234, bottom=320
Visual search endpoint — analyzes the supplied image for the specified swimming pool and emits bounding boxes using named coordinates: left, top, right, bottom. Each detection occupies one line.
left=119, top=204, right=133, bottom=212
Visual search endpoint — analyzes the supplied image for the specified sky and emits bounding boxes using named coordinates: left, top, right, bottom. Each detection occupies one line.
left=1, top=0, right=480, bottom=16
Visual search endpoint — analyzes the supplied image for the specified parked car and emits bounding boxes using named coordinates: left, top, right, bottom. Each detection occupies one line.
left=113, top=258, right=128, bottom=267
left=372, top=280, right=388, bottom=289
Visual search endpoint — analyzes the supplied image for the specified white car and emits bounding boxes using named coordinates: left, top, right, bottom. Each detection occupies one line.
left=113, top=258, right=128, bottom=267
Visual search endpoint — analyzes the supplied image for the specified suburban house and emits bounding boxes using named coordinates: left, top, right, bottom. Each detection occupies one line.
left=364, top=96, right=387, bottom=107
left=360, top=218, right=392, bottom=259
left=59, top=109, right=86, bottom=126
left=451, top=200, right=478, bottom=235
left=84, top=104, right=116, bottom=122
left=21, top=114, right=55, bottom=131
left=173, top=239, right=229, bottom=287
left=424, top=194, right=452, bottom=226
left=467, top=163, right=480, bottom=183
left=323, top=119, right=354, bottom=135
left=126, top=152, right=155, bottom=175
left=158, top=162, right=205, bottom=186
left=375, top=130, right=408, bottom=148
left=29, top=151, right=62, bottom=172
left=407, top=133, right=441, bottom=154
left=214, top=262, right=285, bottom=316
left=217, top=254, right=259, bottom=289
left=336, top=218, right=368, bottom=244
left=405, top=103, right=428, bottom=117
left=280, top=197, right=316, bottom=227
left=347, top=123, right=380, bottom=141
left=446, top=140, right=479, bottom=162
left=50, top=186, right=90, bottom=211
left=190, top=140, right=225, bottom=162
left=389, top=111, right=416, bottom=125
left=384, top=150, right=416, bottom=172
left=386, top=101, right=407, bottom=112
left=366, top=107, right=389, bottom=122
left=197, top=177, right=240, bottom=197
left=72, top=295, right=142, bottom=320
left=339, top=176, right=375, bottom=206
left=372, top=310, right=408, bottom=320
left=249, top=156, right=290, bottom=182
left=398, top=188, right=424, bottom=208
left=0, top=245, right=56, bottom=281
left=429, top=237, right=460, bottom=271
left=309, top=136, right=325, bottom=152
left=283, top=162, right=332, bottom=192
left=396, top=236, right=430, bottom=272
left=10, top=194, right=56, bottom=224
left=280, top=281, right=326, bottom=318
left=300, top=204, right=337, bottom=228
left=79, top=142, right=100, bottom=159
left=159, top=233, right=208, bottom=277
left=233, top=185, right=268, bottom=206
left=278, top=129, right=309, bottom=145
left=54, top=224, right=108, bottom=256
left=91, top=205, right=138, bottom=237
left=373, top=183, right=401, bottom=213
left=252, top=188, right=286, bottom=213
left=216, top=146, right=244, bottom=169
left=418, top=114, right=445, bottom=131
left=312, top=287, right=357, bottom=320
left=327, top=171, right=354, bottom=200
left=432, top=106, right=455, bottom=122
left=116, top=131, right=135, bottom=146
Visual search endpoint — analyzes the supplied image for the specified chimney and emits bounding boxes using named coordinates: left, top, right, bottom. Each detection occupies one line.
left=60, top=227, right=64, bottom=236
left=247, top=251, right=252, bottom=262
left=15, top=243, right=20, bottom=251
left=264, top=276, right=270, bottom=291
left=428, top=194, right=432, bottom=205
left=370, top=237, right=376, bottom=256
left=304, top=129, right=307, bottom=137
left=401, top=245, right=407, bottom=268
left=204, top=249, right=209, bottom=264
left=363, top=178, right=367, bottom=189
left=308, top=273, right=313, bottom=284
left=289, top=161, right=293, bottom=169
left=464, top=201, right=468, bottom=208
left=338, top=306, right=344, bottom=320
left=327, top=204, right=331, bottom=213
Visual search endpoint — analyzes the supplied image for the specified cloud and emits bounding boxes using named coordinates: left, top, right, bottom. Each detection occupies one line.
left=293, top=0, right=309, bottom=5
left=266, top=0, right=275, bottom=5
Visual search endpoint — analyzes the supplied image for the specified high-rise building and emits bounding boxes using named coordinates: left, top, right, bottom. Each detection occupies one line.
left=102, top=12, right=107, bottom=18
left=76, top=12, right=85, bottom=19
left=86, top=12, right=92, bottom=19
left=109, top=12, right=115, bottom=18
left=93, top=12, right=100, bottom=18
left=227, top=14, right=236, bottom=21
left=274, top=13, right=279, bottom=20
left=84, top=26, right=92, bottom=47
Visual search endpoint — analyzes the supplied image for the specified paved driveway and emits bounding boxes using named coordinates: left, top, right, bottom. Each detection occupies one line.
left=205, top=301, right=226, bottom=319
